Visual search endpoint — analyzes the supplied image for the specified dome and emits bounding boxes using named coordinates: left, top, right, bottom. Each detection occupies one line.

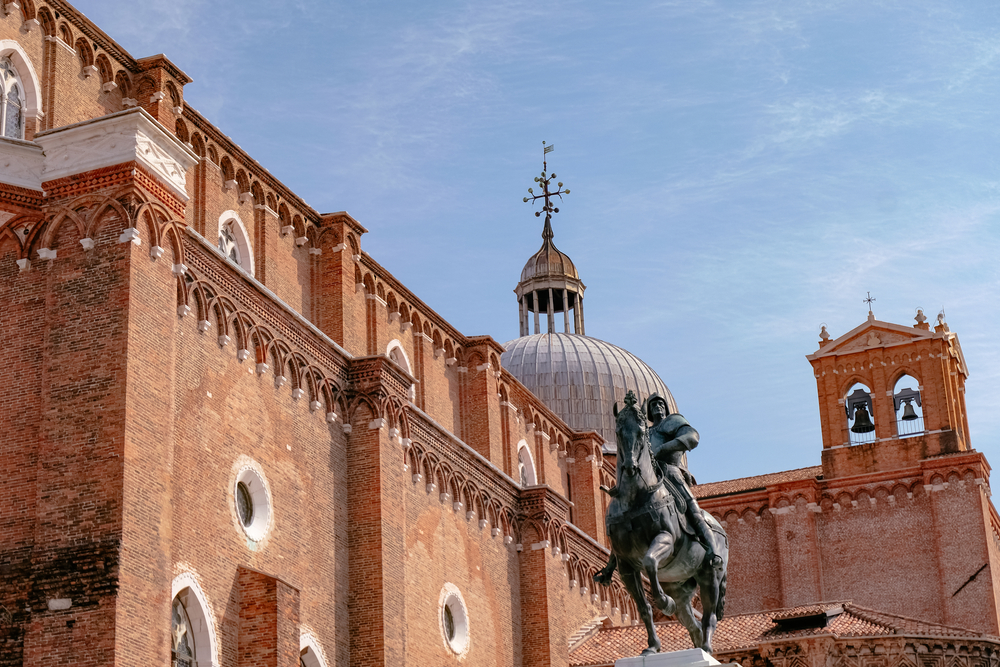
left=501, top=332, right=677, bottom=450
left=520, top=237, right=579, bottom=283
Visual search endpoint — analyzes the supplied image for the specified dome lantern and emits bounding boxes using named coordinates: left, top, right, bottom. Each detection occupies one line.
left=517, top=142, right=585, bottom=336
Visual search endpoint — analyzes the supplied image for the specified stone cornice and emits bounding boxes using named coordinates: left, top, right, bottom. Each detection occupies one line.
left=0, top=135, right=42, bottom=191
left=34, top=108, right=198, bottom=201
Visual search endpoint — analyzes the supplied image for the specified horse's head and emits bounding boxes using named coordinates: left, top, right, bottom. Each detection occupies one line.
left=613, top=390, right=648, bottom=479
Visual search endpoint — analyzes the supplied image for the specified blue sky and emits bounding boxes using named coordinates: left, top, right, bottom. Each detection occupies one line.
left=74, top=0, right=1000, bottom=483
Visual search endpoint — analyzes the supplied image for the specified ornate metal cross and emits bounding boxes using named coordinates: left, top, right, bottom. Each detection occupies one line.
left=523, top=141, right=570, bottom=238
left=864, top=292, right=876, bottom=313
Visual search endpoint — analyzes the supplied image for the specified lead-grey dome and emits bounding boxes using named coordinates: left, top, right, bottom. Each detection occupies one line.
left=501, top=332, right=677, bottom=450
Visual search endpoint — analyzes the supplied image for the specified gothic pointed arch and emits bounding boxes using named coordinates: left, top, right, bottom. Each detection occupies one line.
left=171, top=572, right=219, bottom=667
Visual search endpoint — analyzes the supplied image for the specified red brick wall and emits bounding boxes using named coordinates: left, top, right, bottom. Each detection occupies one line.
left=705, top=456, right=1000, bottom=635
left=9, top=208, right=131, bottom=667
left=164, top=291, right=350, bottom=667
left=403, top=484, right=522, bottom=666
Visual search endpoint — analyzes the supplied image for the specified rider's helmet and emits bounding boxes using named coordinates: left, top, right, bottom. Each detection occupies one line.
left=646, top=393, right=670, bottom=422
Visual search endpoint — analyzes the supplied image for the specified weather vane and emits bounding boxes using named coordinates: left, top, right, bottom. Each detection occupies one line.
left=523, top=141, right=570, bottom=238
left=864, top=292, right=876, bottom=313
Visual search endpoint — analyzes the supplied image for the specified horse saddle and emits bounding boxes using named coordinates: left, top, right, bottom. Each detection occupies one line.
left=606, top=485, right=694, bottom=536
left=660, top=474, right=698, bottom=539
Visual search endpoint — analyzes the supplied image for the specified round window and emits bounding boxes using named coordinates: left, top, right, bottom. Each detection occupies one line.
left=236, top=481, right=254, bottom=526
left=233, top=463, right=272, bottom=543
left=438, top=583, right=469, bottom=656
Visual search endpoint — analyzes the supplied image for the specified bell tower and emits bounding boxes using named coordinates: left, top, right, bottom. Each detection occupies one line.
left=806, top=308, right=970, bottom=480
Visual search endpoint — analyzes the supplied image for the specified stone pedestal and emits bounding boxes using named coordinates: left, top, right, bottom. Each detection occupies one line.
left=617, top=648, right=721, bottom=667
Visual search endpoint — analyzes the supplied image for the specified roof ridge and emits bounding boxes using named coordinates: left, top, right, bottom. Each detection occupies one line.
left=694, top=464, right=824, bottom=488
left=842, top=603, right=985, bottom=636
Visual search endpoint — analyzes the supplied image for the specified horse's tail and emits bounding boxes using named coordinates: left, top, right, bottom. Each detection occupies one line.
left=716, top=571, right=727, bottom=621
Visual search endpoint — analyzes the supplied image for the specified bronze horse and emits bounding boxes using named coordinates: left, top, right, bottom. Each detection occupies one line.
left=593, top=391, right=728, bottom=656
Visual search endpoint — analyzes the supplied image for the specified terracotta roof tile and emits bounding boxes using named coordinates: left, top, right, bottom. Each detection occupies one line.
left=693, top=466, right=822, bottom=499
left=569, top=602, right=994, bottom=667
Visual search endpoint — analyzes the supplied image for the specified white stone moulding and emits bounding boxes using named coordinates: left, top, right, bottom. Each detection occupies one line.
left=81, top=65, right=98, bottom=79
left=615, top=648, right=724, bottom=667
left=79, top=237, right=95, bottom=251
left=102, top=81, right=117, bottom=94
left=150, top=245, right=164, bottom=259
left=0, top=136, right=43, bottom=190
left=31, top=108, right=198, bottom=201
left=295, top=236, right=308, bottom=247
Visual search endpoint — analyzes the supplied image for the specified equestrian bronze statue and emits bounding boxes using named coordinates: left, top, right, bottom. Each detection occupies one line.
left=593, top=390, right=728, bottom=656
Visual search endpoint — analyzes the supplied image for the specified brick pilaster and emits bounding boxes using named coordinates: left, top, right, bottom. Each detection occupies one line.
left=461, top=337, right=506, bottom=466
left=237, top=567, right=302, bottom=667
left=568, top=431, right=605, bottom=540
left=346, top=355, right=410, bottom=666
left=518, top=486, right=572, bottom=667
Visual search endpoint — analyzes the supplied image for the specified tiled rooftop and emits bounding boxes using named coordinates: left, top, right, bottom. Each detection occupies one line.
left=569, top=602, right=992, bottom=667
left=692, top=466, right=823, bottom=499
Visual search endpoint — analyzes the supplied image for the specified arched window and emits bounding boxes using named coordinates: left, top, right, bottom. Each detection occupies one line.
left=0, top=57, right=24, bottom=139
left=893, top=374, right=924, bottom=437
left=387, top=340, right=416, bottom=402
left=217, top=211, right=254, bottom=274
left=845, top=382, right=876, bottom=445
left=300, top=633, right=329, bottom=667
left=170, top=574, right=217, bottom=667
left=171, top=597, right=196, bottom=667
left=517, top=440, right=537, bottom=486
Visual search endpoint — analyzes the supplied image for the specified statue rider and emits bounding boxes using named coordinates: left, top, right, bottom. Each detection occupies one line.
left=646, top=392, right=723, bottom=569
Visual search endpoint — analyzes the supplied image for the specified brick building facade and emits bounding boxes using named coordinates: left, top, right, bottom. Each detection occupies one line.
left=0, top=3, right=996, bottom=667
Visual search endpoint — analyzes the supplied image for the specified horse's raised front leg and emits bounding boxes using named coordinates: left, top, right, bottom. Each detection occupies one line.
left=618, top=562, right=661, bottom=656
left=642, top=532, right=676, bottom=616
left=594, top=553, right=617, bottom=586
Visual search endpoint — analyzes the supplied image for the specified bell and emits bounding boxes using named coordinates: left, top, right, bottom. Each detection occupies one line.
left=900, top=400, right=919, bottom=421
left=851, top=405, right=875, bottom=433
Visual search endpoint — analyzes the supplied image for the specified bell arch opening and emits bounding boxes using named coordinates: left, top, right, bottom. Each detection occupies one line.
left=893, top=374, right=924, bottom=437
left=845, top=382, right=876, bottom=445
